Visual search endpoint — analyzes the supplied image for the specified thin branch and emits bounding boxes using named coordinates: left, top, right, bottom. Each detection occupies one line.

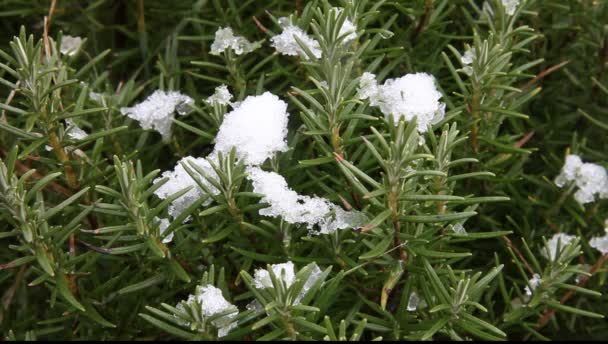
left=0, top=265, right=26, bottom=324
left=410, top=0, right=433, bottom=44
left=252, top=16, right=269, bottom=34
left=503, top=236, right=536, bottom=276
left=534, top=254, right=608, bottom=331
left=519, top=60, right=570, bottom=93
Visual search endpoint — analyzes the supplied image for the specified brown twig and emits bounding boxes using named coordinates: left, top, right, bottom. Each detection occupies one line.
left=592, top=35, right=607, bottom=97
left=1, top=80, right=20, bottom=122
left=519, top=60, right=570, bottom=93
left=252, top=16, right=269, bottom=34
left=43, top=0, right=58, bottom=58
left=0, top=148, right=72, bottom=197
left=534, top=254, right=608, bottom=331
left=514, top=131, right=535, bottom=148
left=410, top=0, right=433, bottom=44
left=76, top=239, right=112, bottom=255
left=0, top=265, right=26, bottom=323
left=503, top=236, right=536, bottom=276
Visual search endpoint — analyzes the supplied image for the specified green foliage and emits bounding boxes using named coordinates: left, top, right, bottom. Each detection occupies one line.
left=0, top=0, right=607, bottom=341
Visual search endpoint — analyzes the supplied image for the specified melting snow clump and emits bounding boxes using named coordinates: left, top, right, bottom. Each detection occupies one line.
left=120, top=90, right=194, bottom=141
left=213, top=92, right=289, bottom=166
left=357, top=72, right=446, bottom=133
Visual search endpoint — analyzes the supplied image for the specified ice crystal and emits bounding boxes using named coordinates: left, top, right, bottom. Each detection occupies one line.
left=525, top=273, right=542, bottom=296
left=407, top=292, right=420, bottom=311
left=460, top=48, right=476, bottom=76
left=60, top=35, right=83, bottom=56
left=452, top=223, right=467, bottom=235
left=65, top=119, right=88, bottom=140
left=155, top=217, right=173, bottom=244
left=89, top=91, right=105, bottom=105
left=501, top=0, right=520, bottom=15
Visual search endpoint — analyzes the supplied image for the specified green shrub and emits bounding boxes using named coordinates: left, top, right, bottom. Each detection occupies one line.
left=0, top=0, right=607, bottom=341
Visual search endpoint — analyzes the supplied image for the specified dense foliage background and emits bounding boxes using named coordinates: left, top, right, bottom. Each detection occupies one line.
left=0, top=0, right=606, bottom=341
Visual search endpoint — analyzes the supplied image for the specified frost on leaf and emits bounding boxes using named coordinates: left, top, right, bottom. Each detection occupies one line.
left=575, top=264, right=592, bottom=284
left=213, top=92, right=289, bottom=166
left=357, top=72, right=446, bottom=133
left=153, top=156, right=220, bottom=219
left=542, top=233, right=576, bottom=261
left=294, top=263, right=323, bottom=304
left=205, top=85, right=233, bottom=106
left=524, top=273, right=542, bottom=297
left=175, top=285, right=238, bottom=337
left=332, top=7, right=358, bottom=43
left=452, top=223, right=467, bottom=235
left=357, top=72, right=381, bottom=104
left=501, top=0, right=520, bottom=16
left=120, top=90, right=194, bottom=142
left=210, top=27, right=256, bottom=56
left=65, top=118, right=88, bottom=140
left=246, top=167, right=366, bottom=234
left=271, top=17, right=322, bottom=59
left=460, top=48, right=476, bottom=76
left=407, top=292, right=420, bottom=311
left=254, top=261, right=296, bottom=289
left=155, top=217, right=173, bottom=244
left=60, top=35, right=83, bottom=56
left=589, top=224, right=608, bottom=255
left=89, top=91, right=105, bottom=105
left=554, top=154, right=608, bottom=205
left=253, top=261, right=323, bottom=305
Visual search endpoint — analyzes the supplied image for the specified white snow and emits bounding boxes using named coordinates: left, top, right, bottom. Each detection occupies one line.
left=155, top=217, right=173, bottom=244
left=333, top=7, right=358, bottom=43
left=524, top=273, right=542, bottom=296
left=206, top=85, right=233, bottom=106
left=153, top=156, right=220, bottom=219
left=246, top=167, right=366, bottom=234
left=501, top=0, right=520, bottom=15
left=120, top=90, right=194, bottom=141
left=65, top=118, right=88, bottom=140
left=554, top=154, right=608, bottom=205
left=253, top=262, right=323, bottom=305
left=254, top=261, right=296, bottom=289
left=357, top=72, right=446, bottom=132
left=213, top=92, right=289, bottom=166
left=210, top=27, right=256, bottom=56
left=460, top=48, right=475, bottom=76
left=407, top=292, right=419, bottom=311
left=271, top=17, right=322, bottom=59
left=60, top=35, right=83, bottom=56
left=543, top=233, right=576, bottom=261
left=590, top=229, right=608, bottom=255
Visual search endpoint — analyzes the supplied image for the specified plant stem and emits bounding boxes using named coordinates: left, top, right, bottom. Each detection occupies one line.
left=388, top=188, right=407, bottom=262
left=48, top=131, right=79, bottom=189
left=468, top=89, right=481, bottom=153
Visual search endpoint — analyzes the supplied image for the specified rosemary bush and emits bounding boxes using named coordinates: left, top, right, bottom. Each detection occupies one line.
left=0, top=0, right=607, bottom=341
